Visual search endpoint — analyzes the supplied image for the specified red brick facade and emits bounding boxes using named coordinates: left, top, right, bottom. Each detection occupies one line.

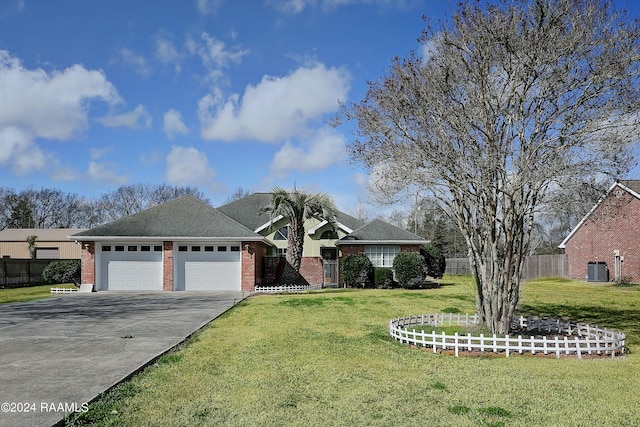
left=299, top=257, right=324, bottom=286
left=163, top=241, right=173, bottom=291
left=241, top=241, right=267, bottom=292
left=80, top=242, right=95, bottom=285
left=563, top=185, right=640, bottom=283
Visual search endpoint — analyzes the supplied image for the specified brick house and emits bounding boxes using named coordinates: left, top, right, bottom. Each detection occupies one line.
left=559, top=180, right=640, bottom=283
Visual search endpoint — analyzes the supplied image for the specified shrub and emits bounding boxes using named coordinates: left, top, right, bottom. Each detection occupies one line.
left=42, top=260, right=81, bottom=286
left=341, top=254, right=373, bottom=288
left=421, top=244, right=446, bottom=279
left=393, top=251, right=425, bottom=289
left=374, top=267, right=394, bottom=288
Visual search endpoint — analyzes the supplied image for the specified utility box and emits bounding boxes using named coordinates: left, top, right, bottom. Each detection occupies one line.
left=587, top=261, right=609, bottom=282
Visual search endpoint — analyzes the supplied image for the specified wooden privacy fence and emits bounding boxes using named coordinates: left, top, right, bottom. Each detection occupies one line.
left=445, top=254, right=568, bottom=280
left=389, top=313, right=626, bottom=358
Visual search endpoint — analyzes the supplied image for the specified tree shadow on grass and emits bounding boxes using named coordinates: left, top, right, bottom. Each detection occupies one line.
left=518, top=303, right=640, bottom=345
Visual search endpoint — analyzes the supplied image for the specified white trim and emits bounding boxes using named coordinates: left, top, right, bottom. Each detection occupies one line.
left=558, top=181, right=640, bottom=249
left=336, top=240, right=429, bottom=245
left=307, top=220, right=353, bottom=235
left=254, top=214, right=284, bottom=233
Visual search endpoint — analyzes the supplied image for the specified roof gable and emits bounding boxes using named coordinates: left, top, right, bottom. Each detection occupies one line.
left=217, top=192, right=366, bottom=234
left=559, top=180, right=640, bottom=248
left=72, top=196, right=260, bottom=239
left=338, top=218, right=428, bottom=244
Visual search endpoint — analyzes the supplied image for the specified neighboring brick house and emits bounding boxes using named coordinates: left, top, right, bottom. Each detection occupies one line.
left=71, top=193, right=428, bottom=291
left=559, top=180, right=640, bottom=283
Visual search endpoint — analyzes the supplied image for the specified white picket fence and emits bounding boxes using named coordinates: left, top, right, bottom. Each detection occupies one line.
left=253, top=284, right=323, bottom=294
left=50, top=287, right=78, bottom=294
left=389, top=313, right=626, bottom=359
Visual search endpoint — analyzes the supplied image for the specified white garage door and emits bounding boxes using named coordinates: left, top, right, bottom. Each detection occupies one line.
left=99, top=244, right=163, bottom=291
left=178, top=244, right=241, bottom=291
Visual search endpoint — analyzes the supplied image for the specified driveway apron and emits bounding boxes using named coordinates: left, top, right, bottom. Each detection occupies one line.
left=0, top=291, right=244, bottom=427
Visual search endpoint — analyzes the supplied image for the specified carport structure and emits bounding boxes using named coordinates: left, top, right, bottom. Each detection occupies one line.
left=71, top=196, right=270, bottom=292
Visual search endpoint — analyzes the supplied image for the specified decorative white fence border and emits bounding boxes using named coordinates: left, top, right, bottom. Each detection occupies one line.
left=253, top=284, right=323, bottom=294
left=389, top=313, right=626, bottom=359
left=50, top=287, right=78, bottom=294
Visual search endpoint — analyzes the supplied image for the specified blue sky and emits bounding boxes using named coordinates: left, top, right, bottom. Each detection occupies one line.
left=0, top=0, right=639, bottom=216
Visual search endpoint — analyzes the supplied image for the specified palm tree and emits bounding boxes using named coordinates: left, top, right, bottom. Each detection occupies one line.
left=261, top=187, right=337, bottom=273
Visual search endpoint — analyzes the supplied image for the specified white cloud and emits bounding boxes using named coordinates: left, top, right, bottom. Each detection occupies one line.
left=0, top=126, right=46, bottom=174
left=163, top=109, right=189, bottom=139
left=0, top=50, right=121, bottom=140
left=90, top=146, right=112, bottom=160
left=187, top=32, right=248, bottom=71
left=155, top=36, right=182, bottom=72
left=196, top=0, right=223, bottom=15
left=97, top=105, right=152, bottom=129
left=117, top=47, right=151, bottom=77
left=0, top=50, right=120, bottom=176
left=199, top=63, right=350, bottom=142
left=269, top=128, right=347, bottom=176
left=166, top=145, right=216, bottom=186
left=87, top=161, right=128, bottom=185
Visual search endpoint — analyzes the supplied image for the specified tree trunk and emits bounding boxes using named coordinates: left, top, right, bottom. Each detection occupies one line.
left=286, top=221, right=305, bottom=273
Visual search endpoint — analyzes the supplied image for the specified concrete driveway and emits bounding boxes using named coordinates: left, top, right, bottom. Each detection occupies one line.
left=0, top=291, right=245, bottom=427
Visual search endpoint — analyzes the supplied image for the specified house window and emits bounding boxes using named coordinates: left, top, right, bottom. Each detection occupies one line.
left=320, top=230, right=338, bottom=239
left=274, top=226, right=288, bottom=240
left=154, top=245, right=162, bottom=252
left=217, top=246, right=227, bottom=252
left=102, top=246, right=111, bottom=251
left=205, top=246, right=214, bottom=252
left=365, top=246, right=400, bottom=268
left=115, top=246, right=124, bottom=252
left=277, top=248, right=287, bottom=256
left=191, top=246, right=201, bottom=252
left=178, top=246, right=188, bottom=252
left=128, top=246, right=137, bottom=252
left=141, top=246, right=151, bottom=252
left=230, top=246, right=240, bottom=252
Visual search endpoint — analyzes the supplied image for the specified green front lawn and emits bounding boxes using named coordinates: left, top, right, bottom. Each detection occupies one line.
left=65, top=276, right=640, bottom=426
left=0, top=284, right=76, bottom=304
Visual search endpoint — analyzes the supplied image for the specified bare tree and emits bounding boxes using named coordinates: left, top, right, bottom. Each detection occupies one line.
left=96, top=184, right=208, bottom=223
left=224, top=187, right=252, bottom=204
left=338, top=0, right=640, bottom=333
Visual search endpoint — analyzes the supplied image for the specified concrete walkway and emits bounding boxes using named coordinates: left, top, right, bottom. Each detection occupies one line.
left=0, top=291, right=245, bottom=427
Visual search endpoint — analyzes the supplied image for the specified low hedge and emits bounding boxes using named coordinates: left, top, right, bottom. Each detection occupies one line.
left=393, top=251, right=425, bottom=289
left=42, top=259, right=81, bottom=286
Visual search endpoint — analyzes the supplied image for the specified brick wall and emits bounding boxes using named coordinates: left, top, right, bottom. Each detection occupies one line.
left=564, top=188, right=640, bottom=283
left=163, top=241, right=173, bottom=291
left=80, top=241, right=95, bottom=285
left=299, top=257, right=323, bottom=286
left=242, top=241, right=268, bottom=291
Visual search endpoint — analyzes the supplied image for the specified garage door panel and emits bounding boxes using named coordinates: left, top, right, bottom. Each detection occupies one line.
left=184, top=261, right=240, bottom=291
left=108, top=261, right=163, bottom=291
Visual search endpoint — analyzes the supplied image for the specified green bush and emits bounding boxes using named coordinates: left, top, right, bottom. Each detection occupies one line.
left=341, top=254, right=373, bottom=288
left=42, top=260, right=81, bottom=286
left=393, top=251, right=425, bottom=289
left=421, top=244, right=446, bottom=279
left=374, top=267, right=394, bottom=288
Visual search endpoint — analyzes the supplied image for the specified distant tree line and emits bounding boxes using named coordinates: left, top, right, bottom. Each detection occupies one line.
left=0, top=184, right=208, bottom=230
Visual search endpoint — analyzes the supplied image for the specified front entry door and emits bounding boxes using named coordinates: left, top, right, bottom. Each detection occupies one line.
left=321, top=248, right=338, bottom=287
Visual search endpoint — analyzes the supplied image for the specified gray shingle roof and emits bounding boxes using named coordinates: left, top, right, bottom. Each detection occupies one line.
left=217, top=192, right=366, bottom=233
left=620, top=180, right=640, bottom=195
left=217, top=193, right=274, bottom=231
left=72, top=196, right=260, bottom=239
left=338, top=218, right=429, bottom=244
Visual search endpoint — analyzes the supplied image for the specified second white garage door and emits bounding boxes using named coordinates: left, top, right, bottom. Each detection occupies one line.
left=178, top=244, right=241, bottom=291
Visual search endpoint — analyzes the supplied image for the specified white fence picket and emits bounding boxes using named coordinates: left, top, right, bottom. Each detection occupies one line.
left=388, top=313, right=626, bottom=358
